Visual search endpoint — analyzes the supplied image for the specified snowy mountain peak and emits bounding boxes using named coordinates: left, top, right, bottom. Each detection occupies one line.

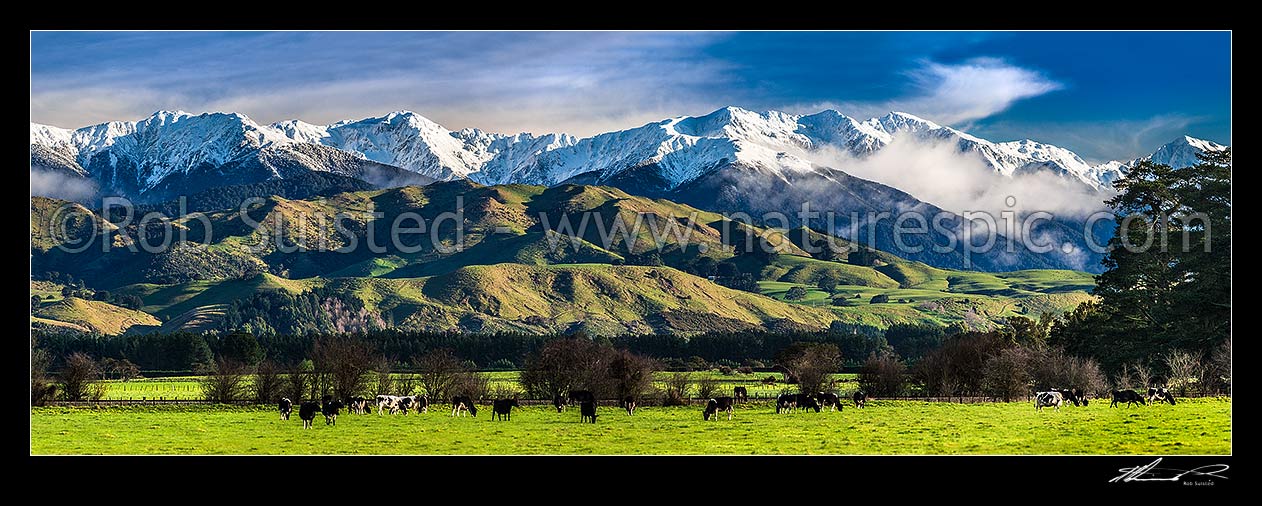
left=1146, top=135, right=1229, bottom=169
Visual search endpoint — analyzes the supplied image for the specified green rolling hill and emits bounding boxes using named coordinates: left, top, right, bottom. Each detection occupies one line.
left=30, top=181, right=1096, bottom=336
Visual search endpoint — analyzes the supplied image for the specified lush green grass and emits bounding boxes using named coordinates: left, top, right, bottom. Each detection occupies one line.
left=30, top=398, right=1231, bottom=455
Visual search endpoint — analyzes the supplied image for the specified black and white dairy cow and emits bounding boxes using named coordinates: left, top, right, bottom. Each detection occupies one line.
left=1054, top=389, right=1088, bottom=407
left=492, top=398, right=520, bottom=421
left=322, top=395, right=343, bottom=425
left=451, top=395, right=478, bottom=417
left=1111, top=389, right=1147, bottom=408
left=733, top=386, right=749, bottom=403
left=818, top=392, right=843, bottom=412
left=795, top=393, right=821, bottom=413
left=853, top=390, right=867, bottom=409
left=580, top=400, right=598, bottom=424
left=621, top=396, right=637, bottom=415
left=1148, top=387, right=1177, bottom=405
left=552, top=393, right=567, bottom=413
left=298, top=401, right=321, bottom=429
left=278, top=397, right=293, bottom=420
left=1035, top=391, right=1064, bottom=412
left=346, top=396, right=369, bottom=415
left=776, top=393, right=797, bottom=414
left=703, top=397, right=735, bottom=421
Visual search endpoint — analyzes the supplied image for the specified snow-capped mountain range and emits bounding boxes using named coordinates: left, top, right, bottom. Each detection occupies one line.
left=31, top=106, right=1227, bottom=202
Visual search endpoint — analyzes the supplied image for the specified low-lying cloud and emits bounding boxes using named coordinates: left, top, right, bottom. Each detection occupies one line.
left=30, top=168, right=98, bottom=203
left=807, top=135, right=1110, bottom=220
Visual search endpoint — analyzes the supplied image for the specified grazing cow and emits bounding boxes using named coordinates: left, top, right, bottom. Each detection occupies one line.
left=621, top=396, right=637, bottom=415
left=776, top=393, right=797, bottom=414
left=346, top=396, right=369, bottom=415
left=580, top=400, right=598, bottom=424
left=1110, top=390, right=1147, bottom=408
left=853, top=390, right=867, bottom=409
left=451, top=395, right=478, bottom=417
left=795, top=393, right=821, bottom=413
left=278, top=397, right=293, bottom=420
left=1148, top=387, right=1177, bottom=405
left=322, top=396, right=343, bottom=425
left=733, top=386, right=749, bottom=403
left=376, top=395, right=402, bottom=415
left=1054, top=389, right=1089, bottom=407
left=1035, top=391, right=1064, bottom=412
left=568, top=390, right=595, bottom=404
left=491, top=398, right=520, bottom=421
left=552, top=394, right=567, bottom=413
left=818, top=392, right=842, bottom=412
left=703, top=397, right=735, bottom=421
left=414, top=394, right=430, bottom=413
left=298, top=401, right=321, bottom=429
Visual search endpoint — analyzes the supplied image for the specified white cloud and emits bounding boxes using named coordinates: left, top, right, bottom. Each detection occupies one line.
left=788, top=58, right=1062, bottom=128
left=806, top=135, right=1109, bottom=219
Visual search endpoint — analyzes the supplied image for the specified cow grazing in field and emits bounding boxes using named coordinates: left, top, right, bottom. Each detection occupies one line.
left=376, top=395, right=402, bottom=415
left=298, top=401, right=321, bottom=429
left=703, top=397, right=735, bottom=421
left=776, top=393, right=797, bottom=414
left=1148, top=387, right=1177, bottom=405
left=492, top=398, right=520, bottom=421
left=853, top=390, right=867, bottom=409
left=451, top=395, right=478, bottom=417
left=818, top=393, right=842, bottom=412
left=1054, top=389, right=1089, bottom=407
left=1110, top=390, right=1147, bottom=408
left=733, top=386, right=749, bottom=403
left=279, top=397, right=293, bottom=420
left=322, top=396, right=343, bottom=425
left=552, top=394, right=567, bottom=413
left=621, top=396, right=636, bottom=415
left=1035, top=391, right=1064, bottom=412
left=795, top=393, right=821, bottom=413
left=580, top=400, right=598, bottom=424
left=347, top=396, right=369, bottom=415
left=414, top=394, right=430, bottom=413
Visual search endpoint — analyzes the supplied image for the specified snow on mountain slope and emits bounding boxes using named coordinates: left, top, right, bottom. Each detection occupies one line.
left=32, top=106, right=1230, bottom=202
left=1144, top=135, right=1229, bottom=168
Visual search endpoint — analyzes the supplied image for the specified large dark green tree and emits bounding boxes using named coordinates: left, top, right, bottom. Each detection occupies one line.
left=1052, top=149, right=1230, bottom=371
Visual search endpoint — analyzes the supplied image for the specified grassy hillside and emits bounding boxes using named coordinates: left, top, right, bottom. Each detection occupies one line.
left=32, top=297, right=160, bottom=335
left=31, top=182, right=1097, bottom=336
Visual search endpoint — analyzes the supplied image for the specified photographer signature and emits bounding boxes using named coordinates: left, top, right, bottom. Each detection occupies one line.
left=1110, top=458, right=1229, bottom=483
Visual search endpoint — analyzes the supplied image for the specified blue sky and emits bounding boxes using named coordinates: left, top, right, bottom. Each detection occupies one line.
left=30, top=31, right=1230, bottom=162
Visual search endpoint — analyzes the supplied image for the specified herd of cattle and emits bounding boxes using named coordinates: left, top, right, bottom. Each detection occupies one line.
left=274, top=386, right=1182, bottom=427
left=1034, top=387, right=1179, bottom=411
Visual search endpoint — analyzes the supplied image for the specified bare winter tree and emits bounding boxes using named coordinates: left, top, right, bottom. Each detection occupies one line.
left=60, top=352, right=101, bottom=402
left=373, top=358, right=394, bottom=397
left=1127, top=362, right=1154, bottom=391
left=310, top=337, right=375, bottom=401
left=778, top=343, right=841, bottom=395
left=396, top=372, right=418, bottom=396
left=1164, top=350, right=1204, bottom=397
left=31, top=339, right=56, bottom=406
left=981, top=347, right=1032, bottom=402
left=198, top=358, right=247, bottom=404
left=253, top=360, right=284, bottom=404
left=661, top=372, right=692, bottom=406
left=607, top=349, right=658, bottom=401
left=284, top=363, right=312, bottom=403
left=519, top=338, right=615, bottom=400
left=858, top=351, right=907, bottom=397
left=417, top=348, right=466, bottom=401
left=695, top=376, right=721, bottom=400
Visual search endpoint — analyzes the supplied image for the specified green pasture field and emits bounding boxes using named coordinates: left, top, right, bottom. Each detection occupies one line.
left=30, top=397, right=1230, bottom=455
left=96, top=372, right=856, bottom=401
